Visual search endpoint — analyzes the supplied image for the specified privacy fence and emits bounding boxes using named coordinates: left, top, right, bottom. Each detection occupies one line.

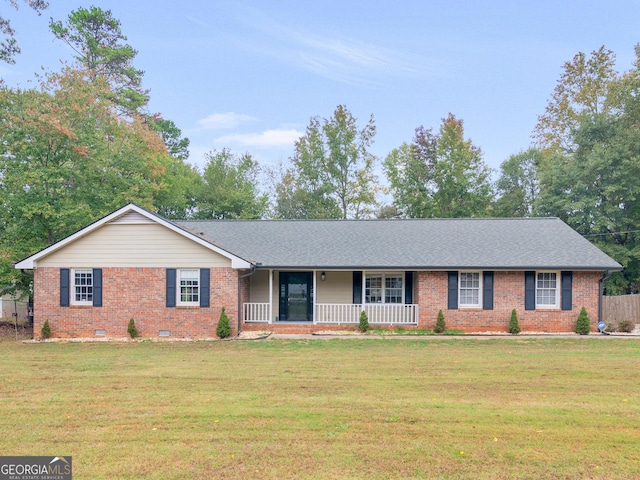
left=602, top=294, right=640, bottom=325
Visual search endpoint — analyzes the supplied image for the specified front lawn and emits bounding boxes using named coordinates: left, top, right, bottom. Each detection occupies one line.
left=1, top=337, right=638, bottom=479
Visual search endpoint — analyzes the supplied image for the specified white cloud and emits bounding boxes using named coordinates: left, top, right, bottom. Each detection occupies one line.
left=215, top=129, right=302, bottom=148
left=196, top=112, right=257, bottom=130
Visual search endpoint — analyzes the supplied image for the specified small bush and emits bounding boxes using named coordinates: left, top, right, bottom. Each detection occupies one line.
left=434, top=310, right=446, bottom=334
left=617, top=319, right=635, bottom=333
left=41, top=319, right=51, bottom=339
left=127, top=318, right=138, bottom=339
left=217, top=307, right=232, bottom=339
left=358, top=310, right=370, bottom=333
left=575, top=307, right=591, bottom=335
left=508, top=309, right=521, bottom=334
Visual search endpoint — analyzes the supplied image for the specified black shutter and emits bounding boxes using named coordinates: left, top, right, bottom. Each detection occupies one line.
left=525, top=271, right=536, bottom=310
left=561, top=271, right=572, bottom=311
left=200, top=268, right=210, bottom=308
left=447, top=271, right=458, bottom=310
left=166, top=268, right=176, bottom=308
left=353, top=271, right=363, bottom=304
left=92, top=268, right=102, bottom=307
left=405, top=272, right=414, bottom=304
left=483, top=271, right=494, bottom=310
left=60, top=268, right=70, bottom=307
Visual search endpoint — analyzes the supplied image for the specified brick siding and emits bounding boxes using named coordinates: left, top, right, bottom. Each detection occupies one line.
left=415, top=271, right=602, bottom=333
left=35, top=267, right=603, bottom=337
left=34, top=267, right=240, bottom=338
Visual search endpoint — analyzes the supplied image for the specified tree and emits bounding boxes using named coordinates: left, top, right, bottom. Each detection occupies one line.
left=50, top=6, right=147, bottom=111
left=533, top=46, right=618, bottom=152
left=494, top=148, right=542, bottom=217
left=0, top=66, right=194, bottom=291
left=1, top=0, right=48, bottom=64
left=575, top=307, right=591, bottom=335
left=194, top=149, right=268, bottom=220
left=275, top=105, right=378, bottom=219
left=216, top=307, right=232, bottom=338
left=385, top=114, right=493, bottom=218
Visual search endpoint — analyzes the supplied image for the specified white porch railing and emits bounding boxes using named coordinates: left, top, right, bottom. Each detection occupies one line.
left=244, top=302, right=270, bottom=323
left=317, top=303, right=419, bottom=325
left=243, top=302, right=419, bottom=325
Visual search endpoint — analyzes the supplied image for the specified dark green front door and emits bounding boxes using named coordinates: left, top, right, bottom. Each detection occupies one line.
left=279, top=272, right=313, bottom=321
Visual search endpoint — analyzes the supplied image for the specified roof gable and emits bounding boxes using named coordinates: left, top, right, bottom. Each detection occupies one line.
left=14, top=204, right=252, bottom=269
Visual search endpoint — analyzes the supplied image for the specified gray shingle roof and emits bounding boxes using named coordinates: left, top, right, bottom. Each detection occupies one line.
left=173, top=218, right=622, bottom=271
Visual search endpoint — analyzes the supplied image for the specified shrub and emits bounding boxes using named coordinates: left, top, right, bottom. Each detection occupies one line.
left=617, top=319, right=635, bottom=333
left=508, top=309, right=521, bottom=334
left=358, top=310, right=370, bottom=333
left=434, top=310, right=446, bottom=334
left=127, top=318, right=138, bottom=339
left=41, top=320, right=51, bottom=339
left=575, top=307, right=591, bottom=335
left=217, top=307, right=232, bottom=339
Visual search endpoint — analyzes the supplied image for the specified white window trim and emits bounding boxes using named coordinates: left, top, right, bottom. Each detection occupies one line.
left=458, top=271, right=482, bottom=308
left=177, top=269, right=200, bottom=306
left=71, top=268, right=93, bottom=306
left=364, top=272, right=404, bottom=304
left=535, top=270, right=560, bottom=309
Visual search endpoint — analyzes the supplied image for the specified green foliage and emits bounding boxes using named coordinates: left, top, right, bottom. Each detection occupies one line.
left=41, top=319, right=51, bottom=339
left=508, top=309, right=521, bottom=334
left=494, top=148, right=542, bottom=217
left=385, top=114, right=493, bottom=218
left=358, top=310, right=370, bottom=333
left=275, top=105, right=378, bottom=219
left=434, top=310, right=446, bottom=334
left=575, top=307, right=591, bottom=335
left=533, top=46, right=618, bottom=152
left=0, top=67, right=197, bottom=290
left=216, top=307, right=232, bottom=339
left=127, top=318, right=138, bottom=339
left=49, top=5, right=147, bottom=112
left=194, top=149, right=268, bottom=219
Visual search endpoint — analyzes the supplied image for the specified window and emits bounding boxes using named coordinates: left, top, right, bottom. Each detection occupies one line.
left=72, top=269, right=93, bottom=305
left=536, top=271, right=558, bottom=308
left=365, top=273, right=403, bottom=304
left=178, top=269, right=199, bottom=305
left=459, top=271, right=481, bottom=308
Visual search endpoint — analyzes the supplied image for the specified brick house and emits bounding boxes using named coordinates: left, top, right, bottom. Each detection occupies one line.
left=15, top=204, right=621, bottom=338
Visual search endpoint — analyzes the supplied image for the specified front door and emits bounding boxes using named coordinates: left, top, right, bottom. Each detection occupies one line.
left=279, top=272, right=313, bottom=321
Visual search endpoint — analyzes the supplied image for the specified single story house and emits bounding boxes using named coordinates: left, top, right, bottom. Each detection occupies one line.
left=15, top=204, right=622, bottom=338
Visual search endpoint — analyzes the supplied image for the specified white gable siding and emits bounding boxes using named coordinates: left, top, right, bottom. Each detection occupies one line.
left=36, top=223, right=232, bottom=268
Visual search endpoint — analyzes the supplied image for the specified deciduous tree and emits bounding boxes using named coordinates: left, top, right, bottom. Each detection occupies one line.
left=275, top=105, right=378, bottom=219
left=385, top=114, right=493, bottom=218
left=194, top=149, right=268, bottom=220
left=494, top=148, right=542, bottom=217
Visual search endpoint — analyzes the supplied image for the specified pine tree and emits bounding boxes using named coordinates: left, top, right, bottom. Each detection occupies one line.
left=508, top=309, right=521, bottom=334
left=127, top=318, right=138, bottom=338
left=575, top=307, right=591, bottom=335
left=217, top=307, right=232, bottom=338
left=434, top=310, right=446, bottom=333
left=358, top=310, right=370, bottom=332
left=41, top=319, right=51, bottom=339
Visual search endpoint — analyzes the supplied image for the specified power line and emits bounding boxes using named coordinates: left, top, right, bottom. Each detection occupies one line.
left=582, top=229, right=640, bottom=237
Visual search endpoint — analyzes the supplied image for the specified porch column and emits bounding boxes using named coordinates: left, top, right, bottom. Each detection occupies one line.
left=269, top=269, right=273, bottom=324
left=313, top=270, right=317, bottom=324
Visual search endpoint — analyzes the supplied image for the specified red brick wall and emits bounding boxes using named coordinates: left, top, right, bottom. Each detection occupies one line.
left=415, top=271, right=602, bottom=333
left=34, top=267, right=240, bottom=338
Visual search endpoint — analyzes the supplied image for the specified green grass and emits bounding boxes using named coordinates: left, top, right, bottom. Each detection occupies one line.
left=1, top=337, right=639, bottom=479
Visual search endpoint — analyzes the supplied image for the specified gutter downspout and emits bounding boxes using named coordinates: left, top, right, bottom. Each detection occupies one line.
left=237, top=265, right=257, bottom=336
left=599, top=270, right=613, bottom=324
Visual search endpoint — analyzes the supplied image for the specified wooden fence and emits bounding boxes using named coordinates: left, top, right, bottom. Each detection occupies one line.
left=602, top=294, right=640, bottom=324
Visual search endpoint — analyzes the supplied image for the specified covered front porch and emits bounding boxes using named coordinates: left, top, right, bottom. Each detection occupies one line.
left=242, top=269, right=419, bottom=326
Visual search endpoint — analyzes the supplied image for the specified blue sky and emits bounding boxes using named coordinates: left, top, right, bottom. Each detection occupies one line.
left=3, top=0, right=640, bottom=178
